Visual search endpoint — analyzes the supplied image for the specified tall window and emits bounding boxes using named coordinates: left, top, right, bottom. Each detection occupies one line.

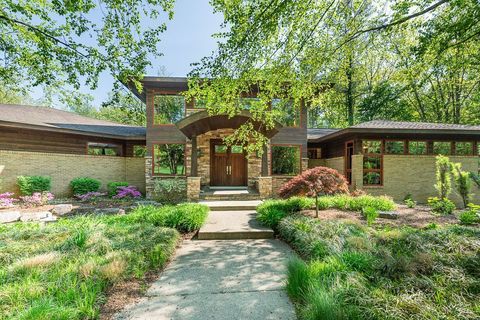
left=153, top=144, right=185, bottom=175
left=385, top=140, right=405, bottom=154
left=272, top=98, right=300, bottom=127
left=455, top=142, right=473, bottom=155
left=408, top=141, right=427, bottom=155
left=433, top=142, right=451, bottom=155
left=271, top=145, right=301, bottom=175
left=87, top=143, right=121, bottom=156
left=153, top=95, right=185, bottom=124
left=362, top=140, right=382, bottom=185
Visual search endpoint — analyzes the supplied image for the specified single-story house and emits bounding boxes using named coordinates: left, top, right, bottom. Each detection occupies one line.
left=1, top=77, right=479, bottom=205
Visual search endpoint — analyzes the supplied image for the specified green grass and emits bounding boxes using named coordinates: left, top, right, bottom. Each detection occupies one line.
left=0, top=215, right=180, bottom=319
left=316, top=194, right=396, bottom=212
left=279, top=215, right=480, bottom=320
left=256, top=197, right=314, bottom=229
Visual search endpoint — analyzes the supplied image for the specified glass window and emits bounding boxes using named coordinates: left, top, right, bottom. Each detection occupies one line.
left=271, top=145, right=301, bottom=175
left=385, top=141, right=405, bottom=154
left=433, top=142, right=451, bottom=155
left=363, top=157, right=381, bottom=170
left=363, top=172, right=382, bottom=185
left=239, top=97, right=260, bottom=110
left=307, top=148, right=321, bottom=159
left=153, top=144, right=185, bottom=175
left=408, top=141, right=427, bottom=155
left=455, top=142, right=473, bottom=156
left=231, top=145, right=243, bottom=154
left=272, top=98, right=300, bottom=127
left=133, top=145, right=146, bottom=157
left=153, top=95, right=185, bottom=124
left=215, top=145, right=227, bottom=154
left=87, top=143, right=120, bottom=156
left=362, top=140, right=382, bottom=154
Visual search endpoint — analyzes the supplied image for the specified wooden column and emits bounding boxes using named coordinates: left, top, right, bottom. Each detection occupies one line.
left=261, top=144, right=269, bottom=176
left=191, top=135, right=198, bottom=176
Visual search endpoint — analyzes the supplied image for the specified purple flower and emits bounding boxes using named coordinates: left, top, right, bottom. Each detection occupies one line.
left=113, top=186, right=142, bottom=199
left=0, top=192, right=17, bottom=207
left=75, top=192, right=107, bottom=201
left=20, top=192, right=54, bottom=207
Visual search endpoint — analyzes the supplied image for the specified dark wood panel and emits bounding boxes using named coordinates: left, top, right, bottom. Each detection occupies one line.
left=231, top=153, right=247, bottom=186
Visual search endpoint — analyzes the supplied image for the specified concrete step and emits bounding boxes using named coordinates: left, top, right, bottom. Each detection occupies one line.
left=197, top=210, right=274, bottom=240
left=200, top=200, right=262, bottom=211
left=200, top=194, right=261, bottom=201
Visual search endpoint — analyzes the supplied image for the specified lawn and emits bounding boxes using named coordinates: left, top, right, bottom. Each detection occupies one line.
left=0, top=203, right=209, bottom=319
left=260, top=196, right=480, bottom=320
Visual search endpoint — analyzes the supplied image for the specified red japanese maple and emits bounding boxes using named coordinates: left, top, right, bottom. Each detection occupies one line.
left=278, top=166, right=349, bottom=217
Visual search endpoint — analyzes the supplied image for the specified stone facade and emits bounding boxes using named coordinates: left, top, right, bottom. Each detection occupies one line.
left=187, top=177, right=201, bottom=201
left=0, top=150, right=145, bottom=196
left=258, top=176, right=273, bottom=198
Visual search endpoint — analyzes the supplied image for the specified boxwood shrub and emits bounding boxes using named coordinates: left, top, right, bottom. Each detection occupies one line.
left=70, top=177, right=101, bottom=196
left=17, top=175, right=51, bottom=195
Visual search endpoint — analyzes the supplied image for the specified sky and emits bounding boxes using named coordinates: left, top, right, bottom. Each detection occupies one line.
left=33, top=0, right=224, bottom=108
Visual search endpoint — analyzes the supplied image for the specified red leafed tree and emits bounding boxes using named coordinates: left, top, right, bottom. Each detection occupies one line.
left=278, top=166, right=349, bottom=217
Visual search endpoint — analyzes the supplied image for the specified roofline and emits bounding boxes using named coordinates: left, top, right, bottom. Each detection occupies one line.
left=311, top=127, right=480, bottom=143
left=0, top=120, right=146, bottom=141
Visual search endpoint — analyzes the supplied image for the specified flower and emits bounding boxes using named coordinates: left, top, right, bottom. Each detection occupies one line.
left=0, top=192, right=17, bottom=207
left=75, top=192, right=107, bottom=202
left=20, top=192, right=54, bottom=207
left=113, top=186, right=142, bottom=199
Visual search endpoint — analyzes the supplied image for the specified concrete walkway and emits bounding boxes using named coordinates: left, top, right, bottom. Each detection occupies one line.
left=115, top=239, right=296, bottom=320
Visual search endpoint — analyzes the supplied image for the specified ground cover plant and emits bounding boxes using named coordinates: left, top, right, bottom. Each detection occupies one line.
left=153, top=178, right=187, bottom=204
left=0, top=215, right=180, bottom=319
left=279, top=215, right=480, bottom=320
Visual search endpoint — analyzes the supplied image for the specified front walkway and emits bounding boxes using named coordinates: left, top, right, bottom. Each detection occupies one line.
left=115, top=201, right=296, bottom=320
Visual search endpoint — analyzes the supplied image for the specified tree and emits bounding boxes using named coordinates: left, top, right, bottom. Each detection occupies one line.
left=98, top=90, right=146, bottom=126
left=452, top=163, right=473, bottom=208
left=0, top=0, right=175, bottom=91
left=278, top=166, right=349, bottom=218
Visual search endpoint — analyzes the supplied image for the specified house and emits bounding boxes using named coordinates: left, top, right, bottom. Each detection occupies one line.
left=1, top=78, right=479, bottom=205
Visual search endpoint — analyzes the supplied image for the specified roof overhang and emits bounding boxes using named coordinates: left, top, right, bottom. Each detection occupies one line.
left=175, top=110, right=282, bottom=139
left=311, top=127, right=480, bottom=143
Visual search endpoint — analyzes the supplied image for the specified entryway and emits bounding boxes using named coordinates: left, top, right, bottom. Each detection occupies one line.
left=210, top=140, right=247, bottom=186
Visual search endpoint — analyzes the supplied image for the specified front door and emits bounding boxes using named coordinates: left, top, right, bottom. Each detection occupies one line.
left=210, top=140, right=247, bottom=186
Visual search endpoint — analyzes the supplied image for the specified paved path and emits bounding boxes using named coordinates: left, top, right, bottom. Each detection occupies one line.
left=115, top=239, right=296, bottom=320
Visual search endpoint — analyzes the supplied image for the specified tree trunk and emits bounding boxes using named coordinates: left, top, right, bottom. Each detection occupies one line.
left=346, top=54, right=354, bottom=126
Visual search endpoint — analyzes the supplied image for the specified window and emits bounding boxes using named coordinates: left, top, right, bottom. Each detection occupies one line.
left=307, top=148, right=321, bottom=159
left=133, top=145, right=147, bottom=157
left=385, top=141, right=405, bottom=154
left=408, top=141, right=427, bottom=155
left=362, top=140, right=382, bottom=185
left=455, top=142, right=473, bottom=155
left=238, top=97, right=260, bottom=110
left=231, top=145, right=243, bottom=154
left=153, top=95, right=185, bottom=124
left=433, top=142, right=451, bottom=155
left=153, top=144, right=185, bottom=175
left=271, top=145, right=301, bottom=175
left=87, top=143, right=121, bottom=156
left=271, top=98, right=300, bottom=127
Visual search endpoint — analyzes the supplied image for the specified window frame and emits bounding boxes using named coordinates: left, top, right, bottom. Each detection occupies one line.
left=407, top=140, right=428, bottom=155
left=152, top=93, right=186, bottom=126
left=454, top=141, right=473, bottom=156
left=87, top=142, right=122, bottom=157
left=432, top=141, right=453, bottom=155
left=362, top=140, right=383, bottom=186
left=151, top=142, right=187, bottom=176
left=270, top=144, right=302, bottom=176
left=271, top=98, right=301, bottom=128
left=384, top=139, right=406, bottom=155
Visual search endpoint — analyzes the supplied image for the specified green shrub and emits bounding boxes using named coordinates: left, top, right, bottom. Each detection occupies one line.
left=256, top=197, right=314, bottom=229
left=153, top=178, right=187, bottom=204
left=459, top=205, right=479, bottom=225
left=317, top=195, right=395, bottom=212
left=70, top=177, right=101, bottom=196
left=452, top=163, right=473, bottom=208
left=428, top=197, right=456, bottom=215
left=404, top=198, right=416, bottom=208
left=17, top=175, right=51, bottom=195
left=107, top=182, right=129, bottom=197
left=362, top=206, right=379, bottom=226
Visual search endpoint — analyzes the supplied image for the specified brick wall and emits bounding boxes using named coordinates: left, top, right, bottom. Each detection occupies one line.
left=308, top=159, right=326, bottom=168
left=325, top=157, right=344, bottom=174
left=0, top=150, right=145, bottom=196
left=351, top=155, right=480, bottom=206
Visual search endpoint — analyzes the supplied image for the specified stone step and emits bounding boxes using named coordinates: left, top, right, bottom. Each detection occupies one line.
left=199, top=194, right=261, bottom=201
left=197, top=210, right=274, bottom=240
left=200, top=200, right=262, bottom=211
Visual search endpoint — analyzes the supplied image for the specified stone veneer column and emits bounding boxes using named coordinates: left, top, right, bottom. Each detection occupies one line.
left=187, top=177, right=201, bottom=202
left=258, top=176, right=273, bottom=199
left=261, top=144, right=269, bottom=176
left=191, top=135, right=198, bottom=176
left=145, top=156, right=154, bottom=199
left=301, top=158, right=309, bottom=172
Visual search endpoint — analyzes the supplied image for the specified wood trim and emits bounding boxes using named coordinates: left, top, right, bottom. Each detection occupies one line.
left=344, top=140, right=354, bottom=185
left=151, top=142, right=187, bottom=177
left=270, top=143, right=302, bottom=176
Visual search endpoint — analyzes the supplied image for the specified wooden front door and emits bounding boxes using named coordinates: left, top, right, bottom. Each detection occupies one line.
left=210, top=141, right=248, bottom=186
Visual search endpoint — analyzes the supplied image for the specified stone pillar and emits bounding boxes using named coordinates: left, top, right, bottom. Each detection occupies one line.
left=258, top=176, right=273, bottom=199
left=261, top=144, right=268, bottom=176
left=301, top=158, right=309, bottom=172
left=191, top=135, right=198, bottom=176
left=145, top=156, right=154, bottom=199
left=187, top=177, right=201, bottom=202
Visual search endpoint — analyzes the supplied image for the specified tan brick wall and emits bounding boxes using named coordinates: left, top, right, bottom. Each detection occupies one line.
left=354, top=155, right=480, bottom=206
left=308, top=159, right=326, bottom=168
left=0, top=150, right=145, bottom=196
left=325, top=157, right=344, bottom=174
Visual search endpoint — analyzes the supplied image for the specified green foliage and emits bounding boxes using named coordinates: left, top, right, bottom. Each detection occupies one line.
left=17, top=175, right=51, bottom=196
left=279, top=214, right=480, bottom=320
left=404, top=198, right=417, bottom=208
left=316, top=195, right=395, bottom=212
left=362, top=207, right=379, bottom=226
left=459, top=210, right=479, bottom=225
left=107, top=182, right=129, bottom=197
left=153, top=178, right=187, bottom=204
left=0, top=215, right=179, bottom=319
left=70, top=177, right=101, bottom=196
left=452, top=163, right=473, bottom=208
left=256, top=197, right=314, bottom=229
left=428, top=197, right=456, bottom=215
left=434, top=155, right=452, bottom=199
left=125, top=204, right=209, bottom=232
left=471, top=172, right=480, bottom=188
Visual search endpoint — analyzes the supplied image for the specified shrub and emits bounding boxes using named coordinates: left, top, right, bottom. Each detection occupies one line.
left=428, top=197, right=455, bottom=215
left=107, top=182, right=129, bottom=197
left=470, top=172, right=480, bottom=188
left=17, top=176, right=51, bottom=195
left=362, top=206, right=378, bottom=226
left=70, top=177, right=101, bottom=196
left=404, top=198, right=416, bottom=208
left=153, top=178, right=187, bottom=204
left=112, top=186, right=142, bottom=199
left=278, top=166, right=349, bottom=217
left=434, top=155, right=452, bottom=199
left=459, top=210, right=479, bottom=225
left=452, top=163, right=473, bottom=208
left=256, top=197, right=314, bottom=229
left=20, top=192, right=54, bottom=207
left=0, top=192, right=17, bottom=207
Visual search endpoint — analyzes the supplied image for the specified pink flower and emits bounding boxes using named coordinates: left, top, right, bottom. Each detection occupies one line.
left=113, top=186, right=142, bottom=199
left=20, top=192, right=54, bottom=207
